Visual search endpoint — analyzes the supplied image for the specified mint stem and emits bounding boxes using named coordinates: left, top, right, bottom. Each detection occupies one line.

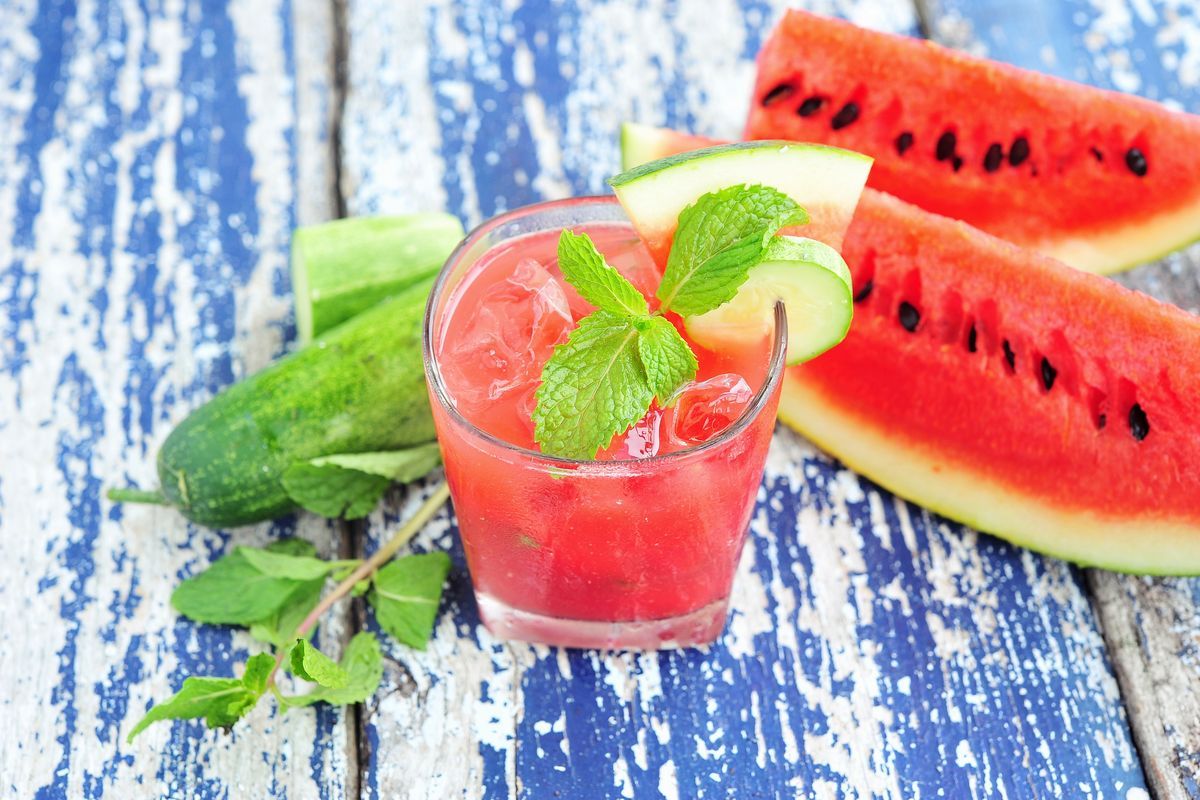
left=266, top=482, right=451, bottom=686
left=108, top=487, right=169, bottom=505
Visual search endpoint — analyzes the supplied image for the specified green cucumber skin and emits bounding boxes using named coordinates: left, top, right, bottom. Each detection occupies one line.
left=292, top=213, right=464, bottom=342
left=157, top=279, right=436, bottom=527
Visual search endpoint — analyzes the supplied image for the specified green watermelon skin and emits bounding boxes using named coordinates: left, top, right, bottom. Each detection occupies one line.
left=745, top=10, right=1200, bottom=275
left=620, top=125, right=1200, bottom=574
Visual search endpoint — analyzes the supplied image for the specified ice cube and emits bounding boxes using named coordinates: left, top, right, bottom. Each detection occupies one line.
left=442, top=258, right=573, bottom=408
left=668, top=374, right=754, bottom=446
left=604, top=235, right=662, bottom=300
left=597, top=404, right=663, bottom=460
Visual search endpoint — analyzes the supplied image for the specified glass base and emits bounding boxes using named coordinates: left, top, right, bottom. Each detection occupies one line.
left=475, top=592, right=730, bottom=650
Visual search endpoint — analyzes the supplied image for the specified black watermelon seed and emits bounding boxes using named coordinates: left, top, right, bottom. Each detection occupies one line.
left=1009, top=137, right=1030, bottom=166
left=936, top=131, right=957, bottom=161
left=1097, top=413, right=1107, bottom=430
left=1040, top=357, right=1057, bottom=391
left=951, top=156, right=964, bottom=172
left=898, top=301, right=920, bottom=332
left=967, top=325, right=978, bottom=353
left=831, top=102, right=860, bottom=130
left=853, top=279, right=874, bottom=303
left=1129, top=403, right=1150, bottom=440
left=984, top=144, right=1004, bottom=172
left=1125, top=147, right=1148, bottom=177
left=797, top=96, right=825, bottom=116
left=761, top=82, right=795, bottom=107
left=1002, top=340, right=1016, bottom=371
left=895, top=131, right=915, bottom=155
left=1090, top=146, right=1104, bottom=162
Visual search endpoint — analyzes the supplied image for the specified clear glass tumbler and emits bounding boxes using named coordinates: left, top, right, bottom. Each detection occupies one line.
left=423, top=197, right=786, bottom=649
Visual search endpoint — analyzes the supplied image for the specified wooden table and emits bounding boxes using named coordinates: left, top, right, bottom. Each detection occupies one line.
left=2, top=1, right=1198, bottom=797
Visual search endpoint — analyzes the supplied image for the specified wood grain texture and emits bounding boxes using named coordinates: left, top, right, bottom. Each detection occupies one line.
left=343, top=1, right=1149, bottom=797
left=0, top=0, right=351, bottom=796
left=919, top=4, right=1200, bottom=797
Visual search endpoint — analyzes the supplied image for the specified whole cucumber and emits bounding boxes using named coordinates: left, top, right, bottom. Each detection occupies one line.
left=154, top=278, right=435, bottom=527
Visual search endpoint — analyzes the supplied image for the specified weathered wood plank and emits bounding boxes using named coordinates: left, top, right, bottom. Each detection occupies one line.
left=918, top=3, right=1200, bottom=796
left=342, top=1, right=1149, bottom=797
left=0, top=0, right=352, bottom=796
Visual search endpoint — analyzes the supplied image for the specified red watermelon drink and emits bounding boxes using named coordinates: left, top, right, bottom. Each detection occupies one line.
left=423, top=143, right=867, bottom=649
left=424, top=197, right=786, bottom=649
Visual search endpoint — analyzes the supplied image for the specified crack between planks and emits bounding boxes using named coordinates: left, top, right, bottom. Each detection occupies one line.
left=331, top=0, right=349, bottom=220
left=911, top=0, right=935, bottom=40
left=1084, top=570, right=1189, bottom=800
left=350, top=528, right=372, bottom=800
left=326, top=1, right=366, bottom=795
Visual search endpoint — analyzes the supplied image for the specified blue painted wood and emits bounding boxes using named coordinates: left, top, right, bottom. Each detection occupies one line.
left=922, top=3, right=1200, bottom=796
left=5, top=0, right=1196, bottom=796
left=345, top=1, right=1150, bottom=797
left=0, top=0, right=351, bottom=796
left=926, top=0, right=1200, bottom=109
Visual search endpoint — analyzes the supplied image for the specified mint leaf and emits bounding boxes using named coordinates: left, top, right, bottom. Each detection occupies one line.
left=289, top=640, right=349, bottom=689
left=171, top=550, right=305, bottom=625
left=241, top=652, right=276, bottom=694
left=313, top=443, right=442, bottom=483
left=265, top=539, right=318, bottom=558
left=248, top=577, right=325, bottom=647
left=127, top=653, right=274, bottom=742
left=637, top=316, right=697, bottom=404
left=239, top=547, right=333, bottom=581
left=282, top=632, right=383, bottom=708
left=368, top=552, right=452, bottom=649
left=556, top=230, right=648, bottom=316
left=657, top=185, right=807, bottom=316
left=533, top=310, right=654, bottom=459
left=281, top=462, right=391, bottom=519
left=281, top=443, right=443, bottom=519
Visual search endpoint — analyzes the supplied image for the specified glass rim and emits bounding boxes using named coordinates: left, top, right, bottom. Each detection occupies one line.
left=422, top=195, right=788, bottom=469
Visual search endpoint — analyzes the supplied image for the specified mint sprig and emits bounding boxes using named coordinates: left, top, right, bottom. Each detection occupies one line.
left=638, top=315, right=698, bottom=405
left=533, top=310, right=658, bottom=459
left=557, top=230, right=649, bottom=316
left=533, top=185, right=804, bottom=458
left=128, top=484, right=452, bottom=743
left=658, top=184, right=807, bottom=316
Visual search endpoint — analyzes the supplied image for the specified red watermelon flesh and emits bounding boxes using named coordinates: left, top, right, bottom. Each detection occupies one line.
left=745, top=11, right=1200, bottom=275
left=620, top=127, right=1200, bottom=573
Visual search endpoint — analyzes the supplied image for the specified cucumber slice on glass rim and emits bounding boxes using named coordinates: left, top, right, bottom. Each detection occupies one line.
left=685, top=235, right=852, bottom=365
left=610, top=139, right=869, bottom=366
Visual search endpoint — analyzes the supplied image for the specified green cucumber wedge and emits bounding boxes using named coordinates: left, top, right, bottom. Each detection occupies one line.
left=684, top=236, right=853, bottom=365
left=115, top=279, right=438, bottom=528
left=292, top=213, right=464, bottom=342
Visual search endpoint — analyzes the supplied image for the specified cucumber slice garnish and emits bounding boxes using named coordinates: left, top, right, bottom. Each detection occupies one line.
left=685, top=236, right=853, bottom=366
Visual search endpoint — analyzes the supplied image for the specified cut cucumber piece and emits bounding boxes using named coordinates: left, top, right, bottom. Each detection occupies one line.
left=685, top=236, right=852, bottom=365
left=292, top=213, right=465, bottom=342
left=610, top=139, right=872, bottom=253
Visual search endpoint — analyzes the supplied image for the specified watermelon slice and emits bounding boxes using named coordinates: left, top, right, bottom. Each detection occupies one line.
left=620, top=126, right=1200, bottom=574
left=620, top=123, right=722, bottom=173
left=609, top=139, right=871, bottom=255
left=745, top=10, right=1200, bottom=275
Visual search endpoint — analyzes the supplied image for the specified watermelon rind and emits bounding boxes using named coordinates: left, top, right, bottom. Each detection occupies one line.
left=610, top=139, right=872, bottom=253
left=778, top=375, right=1200, bottom=575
